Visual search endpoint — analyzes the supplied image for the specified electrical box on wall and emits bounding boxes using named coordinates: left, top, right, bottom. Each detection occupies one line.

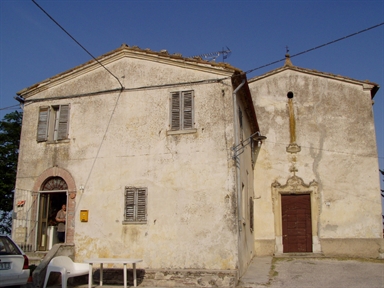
left=80, top=210, right=88, bottom=222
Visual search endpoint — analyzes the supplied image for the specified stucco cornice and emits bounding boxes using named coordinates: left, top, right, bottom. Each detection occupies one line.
left=17, top=45, right=240, bottom=98
left=248, top=65, right=379, bottom=98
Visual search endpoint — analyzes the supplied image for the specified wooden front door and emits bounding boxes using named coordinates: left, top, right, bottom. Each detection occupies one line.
left=282, top=194, right=312, bottom=253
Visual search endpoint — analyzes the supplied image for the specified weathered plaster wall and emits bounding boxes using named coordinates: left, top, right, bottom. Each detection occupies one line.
left=234, top=97, right=256, bottom=275
left=15, top=57, right=240, bottom=270
left=249, top=68, right=382, bottom=257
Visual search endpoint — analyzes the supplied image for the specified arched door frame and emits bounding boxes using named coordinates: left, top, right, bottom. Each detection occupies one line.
left=33, top=167, right=77, bottom=245
left=271, top=175, right=322, bottom=254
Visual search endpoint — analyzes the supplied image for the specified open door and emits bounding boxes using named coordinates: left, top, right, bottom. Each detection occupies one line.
left=37, top=177, right=68, bottom=251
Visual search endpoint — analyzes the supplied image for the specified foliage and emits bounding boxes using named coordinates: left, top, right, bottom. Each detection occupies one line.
left=0, top=111, right=22, bottom=234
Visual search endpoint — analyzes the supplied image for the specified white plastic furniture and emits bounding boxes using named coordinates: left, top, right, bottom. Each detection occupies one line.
left=43, top=255, right=89, bottom=288
left=84, top=258, right=143, bottom=288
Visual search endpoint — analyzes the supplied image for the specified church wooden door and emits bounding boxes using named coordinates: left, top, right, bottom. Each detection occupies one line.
left=282, top=194, right=312, bottom=253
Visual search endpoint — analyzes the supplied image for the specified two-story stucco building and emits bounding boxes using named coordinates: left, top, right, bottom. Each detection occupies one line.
left=12, top=45, right=261, bottom=286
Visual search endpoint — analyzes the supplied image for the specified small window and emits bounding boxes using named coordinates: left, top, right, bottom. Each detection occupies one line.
left=37, top=105, right=70, bottom=142
left=170, top=91, right=194, bottom=130
left=239, top=107, right=244, bottom=141
left=124, top=187, right=147, bottom=224
left=238, top=107, right=243, bottom=129
left=249, top=197, right=254, bottom=233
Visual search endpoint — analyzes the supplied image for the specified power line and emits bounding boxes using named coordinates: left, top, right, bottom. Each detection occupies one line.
left=263, top=140, right=384, bottom=160
left=244, top=22, right=384, bottom=75
left=0, top=104, right=22, bottom=111
left=22, top=78, right=226, bottom=103
left=31, top=0, right=124, bottom=90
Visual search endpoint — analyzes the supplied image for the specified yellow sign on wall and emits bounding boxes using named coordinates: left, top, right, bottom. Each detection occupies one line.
left=80, top=210, right=88, bottom=222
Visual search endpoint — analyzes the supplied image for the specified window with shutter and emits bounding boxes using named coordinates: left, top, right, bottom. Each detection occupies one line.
left=36, top=104, right=70, bottom=142
left=170, top=90, right=194, bottom=131
left=124, top=187, right=147, bottom=224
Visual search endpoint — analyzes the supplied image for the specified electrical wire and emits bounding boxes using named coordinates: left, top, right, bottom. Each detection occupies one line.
left=244, top=22, right=384, bottom=75
left=31, top=0, right=124, bottom=90
left=262, top=140, right=384, bottom=160
left=21, top=78, right=226, bottom=103
left=0, top=104, right=21, bottom=111
left=18, top=6, right=384, bottom=161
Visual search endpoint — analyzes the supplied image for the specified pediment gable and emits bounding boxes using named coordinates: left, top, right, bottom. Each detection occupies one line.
left=248, top=55, right=379, bottom=98
left=17, top=44, right=241, bottom=99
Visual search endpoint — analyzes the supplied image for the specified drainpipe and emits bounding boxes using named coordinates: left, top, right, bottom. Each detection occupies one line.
left=232, top=79, right=245, bottom=233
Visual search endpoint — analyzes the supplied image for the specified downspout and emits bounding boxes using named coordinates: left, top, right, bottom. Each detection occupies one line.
left=232, top=79, right=245, bottom=233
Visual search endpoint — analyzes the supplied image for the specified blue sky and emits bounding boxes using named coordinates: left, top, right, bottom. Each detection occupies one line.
left=1, top=0, right=383, bottom=191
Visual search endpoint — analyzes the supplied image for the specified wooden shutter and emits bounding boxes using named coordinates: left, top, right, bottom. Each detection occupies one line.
left=136, top=188, right=147, bottom=221
left=182, top=91, right=193, bottom=129
left=57, top=105, right=69, bottom=140
left=125, top=187, right=135, bottom=221
left=37, top=107, right=49, bottom=142
left=171, top=92, right=181, bottom=130
left=125, top=187, right=147, bottom=222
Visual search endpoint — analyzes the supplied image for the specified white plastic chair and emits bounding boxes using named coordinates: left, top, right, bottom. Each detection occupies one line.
left=43, top=255, right=89, bottom=288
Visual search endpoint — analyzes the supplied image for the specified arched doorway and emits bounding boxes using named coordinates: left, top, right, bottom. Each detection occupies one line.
left=37, top=177, right=67, bottom=251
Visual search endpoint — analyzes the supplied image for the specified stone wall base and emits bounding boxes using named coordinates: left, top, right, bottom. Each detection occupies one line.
left=254, top=238, right=384, bottom=259
left=254, top=239, right=275, bottom=256
left=73, top=268, right=238, bottom=287
left=321, top=238, right=384, bottom=259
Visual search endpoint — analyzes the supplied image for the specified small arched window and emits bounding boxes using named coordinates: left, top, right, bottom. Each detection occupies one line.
left=41, top=177, right=68, bottom=191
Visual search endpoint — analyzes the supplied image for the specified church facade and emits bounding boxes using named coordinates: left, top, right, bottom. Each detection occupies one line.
left=248, top=56, right=382, bottom=258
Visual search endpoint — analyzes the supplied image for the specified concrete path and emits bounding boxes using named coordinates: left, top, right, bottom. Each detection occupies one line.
left=238, top=256, right=272, bottom=287
left=34, top=256, right=384, bottom=288
left=239, top=256, right=384, bottom=288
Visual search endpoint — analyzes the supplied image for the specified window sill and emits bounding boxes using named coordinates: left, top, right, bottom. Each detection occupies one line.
left=38, top=139, right=70, bottom=144
left=166, top=129, right=197, bottom=136
left=122, top=221, right=147, bottom=225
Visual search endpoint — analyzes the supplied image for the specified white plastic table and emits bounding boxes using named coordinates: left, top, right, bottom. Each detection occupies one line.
left=84, top=258, right=143, bottom=288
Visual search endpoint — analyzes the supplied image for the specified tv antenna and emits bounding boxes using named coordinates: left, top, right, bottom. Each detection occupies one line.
left=191, top=47, right=232, bottom=62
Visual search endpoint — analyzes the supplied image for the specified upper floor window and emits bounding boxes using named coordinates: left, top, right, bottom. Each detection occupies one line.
left=37, top=105, right=70, bottom=142
left=124, top=187, right=147, bottom=224
left=170, top=91, right=194, bottom=131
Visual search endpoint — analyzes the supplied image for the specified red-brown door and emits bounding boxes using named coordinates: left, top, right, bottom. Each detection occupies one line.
left=282, top=194, right=312, bottom=253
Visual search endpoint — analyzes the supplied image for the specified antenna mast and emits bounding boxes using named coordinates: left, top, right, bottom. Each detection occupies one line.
left=192, top=47, right=231, bottom=62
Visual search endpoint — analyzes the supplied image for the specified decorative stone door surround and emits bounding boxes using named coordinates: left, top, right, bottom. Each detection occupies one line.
left=271, top=175, right=322, bottom=254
